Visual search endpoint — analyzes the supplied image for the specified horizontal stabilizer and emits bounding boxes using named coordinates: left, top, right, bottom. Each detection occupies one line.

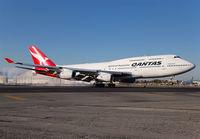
left=5, top=58, right=15, bottom=63
left=16, top=66, right=48, bottom=73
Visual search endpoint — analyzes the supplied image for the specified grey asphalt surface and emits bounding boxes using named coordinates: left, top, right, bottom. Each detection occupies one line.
left=0, top=86, right=200, bottom=139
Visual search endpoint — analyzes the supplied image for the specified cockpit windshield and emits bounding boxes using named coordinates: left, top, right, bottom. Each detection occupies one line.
left=174, top=56, right=181, bottom=58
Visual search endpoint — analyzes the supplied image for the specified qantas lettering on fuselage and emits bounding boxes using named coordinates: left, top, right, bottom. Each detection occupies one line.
left=132, top=61, right=162, bottom=67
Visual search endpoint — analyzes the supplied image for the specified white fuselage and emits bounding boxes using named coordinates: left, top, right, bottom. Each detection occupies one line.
left=62, top=55, right=195, bottom=79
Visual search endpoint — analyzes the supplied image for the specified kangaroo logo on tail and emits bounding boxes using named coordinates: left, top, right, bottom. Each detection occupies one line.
left=29, top=46, right=56, bottom=66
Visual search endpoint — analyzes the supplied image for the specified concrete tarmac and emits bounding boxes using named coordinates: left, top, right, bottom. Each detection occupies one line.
left=0, top=86, right=200, bottom=139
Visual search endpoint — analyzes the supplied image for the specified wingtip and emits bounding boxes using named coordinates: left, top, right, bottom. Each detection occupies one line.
left=5, top=58, right=15, bottom=63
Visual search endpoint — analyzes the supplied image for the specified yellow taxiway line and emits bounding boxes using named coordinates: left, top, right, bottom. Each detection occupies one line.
left=144, top=93, right=175, bottom=98
left=2, top=95, right=27, bottom=101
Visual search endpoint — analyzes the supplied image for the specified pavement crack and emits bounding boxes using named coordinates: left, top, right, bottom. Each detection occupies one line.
left=0, top=120, right=12, bottom=123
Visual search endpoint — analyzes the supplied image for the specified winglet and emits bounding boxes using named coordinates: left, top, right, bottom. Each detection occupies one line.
left=5, top=58, right=15, bottom=63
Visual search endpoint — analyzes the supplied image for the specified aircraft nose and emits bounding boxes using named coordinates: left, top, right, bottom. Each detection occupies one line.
left=187, top=61, right=196, bottom=70
left=191, top=63, right=196, bottom=69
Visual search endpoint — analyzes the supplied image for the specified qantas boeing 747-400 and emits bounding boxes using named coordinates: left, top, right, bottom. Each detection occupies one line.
left=5, top=46, right=195, bottom=87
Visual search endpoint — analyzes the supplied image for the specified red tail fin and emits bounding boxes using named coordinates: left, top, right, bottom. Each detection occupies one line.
left=29, top=46, right=56, bottom=66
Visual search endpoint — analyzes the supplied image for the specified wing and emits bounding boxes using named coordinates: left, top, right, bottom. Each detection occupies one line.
left=5, top=58, right=62, bottom=72
left=5, top=58, right=133, bottom=82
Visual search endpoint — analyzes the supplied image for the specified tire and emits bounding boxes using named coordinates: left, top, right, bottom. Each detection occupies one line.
left=93, top=83, right=105, bottom=87
left=108, top=83, right=116, bottom=88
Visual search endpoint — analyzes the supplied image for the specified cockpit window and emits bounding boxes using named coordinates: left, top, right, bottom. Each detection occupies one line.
left=174, top=56, right=181, bottom=58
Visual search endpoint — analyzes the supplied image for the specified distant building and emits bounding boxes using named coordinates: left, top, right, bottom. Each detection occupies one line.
left=193, top=81, right=200, bottom=86
left=0, top=75, right=4, bottom=84
left=181, top=77, right=200, bottom=86
left=16, top=71, right=90, bottom=86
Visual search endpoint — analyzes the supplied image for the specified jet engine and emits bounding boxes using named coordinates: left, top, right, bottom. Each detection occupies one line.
left=58, top=69, right=76, bottom=79
left=96, top=72, right=112, bottom=82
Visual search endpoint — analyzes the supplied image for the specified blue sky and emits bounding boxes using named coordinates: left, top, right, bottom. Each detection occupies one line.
left=0, top=0, right=200, bottom=80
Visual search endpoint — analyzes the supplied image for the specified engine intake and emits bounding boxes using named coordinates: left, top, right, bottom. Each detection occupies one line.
left=96, top=72, right=112, bottom=82
left=58, top=69, right=76, bottom=79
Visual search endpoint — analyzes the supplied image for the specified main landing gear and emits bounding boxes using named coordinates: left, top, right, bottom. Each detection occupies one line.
left=93, top=83, right=116, bottom=88
left=93, top=83, right=105, bottom=87
left=107, top=83, right=115, bottom=88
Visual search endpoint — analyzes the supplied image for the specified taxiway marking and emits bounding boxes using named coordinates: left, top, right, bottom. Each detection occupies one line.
left=2, top=95, right=27, bottom=100
left=144, top=93, right=175, bottom=98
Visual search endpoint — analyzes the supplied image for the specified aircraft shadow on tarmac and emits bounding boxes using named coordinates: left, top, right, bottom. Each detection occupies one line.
left=0, top=86, right=200, bottom=93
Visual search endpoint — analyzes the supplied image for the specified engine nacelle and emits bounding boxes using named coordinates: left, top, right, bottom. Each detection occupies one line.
left=96, top=72, right=112, bottom=82
left=58, top=69, right=76, bottom=79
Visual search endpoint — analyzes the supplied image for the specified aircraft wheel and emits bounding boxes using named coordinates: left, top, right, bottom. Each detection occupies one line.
left=108, top=83, right=116, bottom=88
left=93, top=83, right=105, bottom=87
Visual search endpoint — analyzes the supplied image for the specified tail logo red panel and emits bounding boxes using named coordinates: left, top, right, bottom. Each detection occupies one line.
left=30, top=47, right=49, bottom=65
left=29, top=46, right=56, bottom=66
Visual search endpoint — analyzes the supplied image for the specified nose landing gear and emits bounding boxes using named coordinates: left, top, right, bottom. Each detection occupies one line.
left=107, top=83, right=116, bottom=88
